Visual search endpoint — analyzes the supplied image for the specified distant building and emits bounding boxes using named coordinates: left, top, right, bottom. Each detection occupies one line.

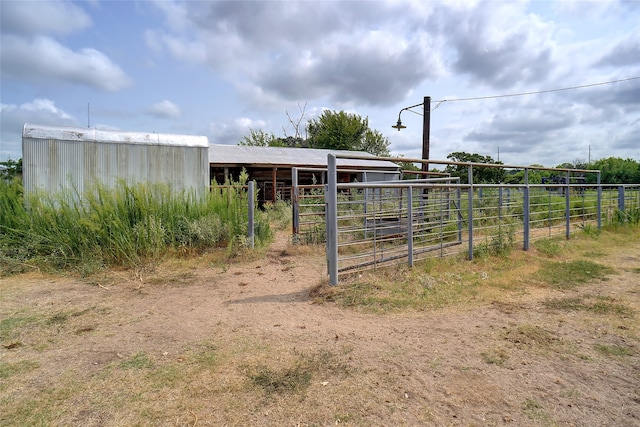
left=209, top=144, right=400, bottom=204
left=22, top=124, right=400, bottom=205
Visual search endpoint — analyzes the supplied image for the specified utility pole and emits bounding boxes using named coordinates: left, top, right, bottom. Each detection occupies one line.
left=422, top=96, right=431, bottom=172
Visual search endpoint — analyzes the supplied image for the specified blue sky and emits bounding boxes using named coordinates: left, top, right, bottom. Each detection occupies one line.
left=1, top=0, right=639, bottom=167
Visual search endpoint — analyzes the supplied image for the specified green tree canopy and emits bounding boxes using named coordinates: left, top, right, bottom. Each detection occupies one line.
left=239, top=109, right=390, bottom=157
left=444, top=152, right=505, bottom=184
left=587, top=157, right=640, bottom=184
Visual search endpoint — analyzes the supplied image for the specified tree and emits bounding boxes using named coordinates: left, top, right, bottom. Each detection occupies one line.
left=239, top=129, right=279, bottom=147
left=307, top=110, right=368, bottom=151
left=240, top=109, right=391, bottom=157
left=361, top=129, right=391, bottom=157
left=444, top=152, right=505, bottom=184
left=0, top=158, right=22, bottom=181
left=587, top=157, right=640, bottom=184
left=306, top=110, right=390, bottom=156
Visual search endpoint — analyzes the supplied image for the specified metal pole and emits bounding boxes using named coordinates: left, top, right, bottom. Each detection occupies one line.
left=327, top=154, right=339, bottom=286
left=407, top=186, right=414, bottom=267
left=468, top=184, right=474, bottom=260
left=248, top=181, right=255, bottom=248
left=523, top=169, right=530, bottom=251
left=618, top=185, right=625, bottom=212
left=467, top=165, right=474, bottom=260
left=292, top=167, right=299, bottom=236
left=422, top=96, right=431, bottom=172
left=565, top=171, right=571, bottom=240
left=597, top=172, right=602, bottom=229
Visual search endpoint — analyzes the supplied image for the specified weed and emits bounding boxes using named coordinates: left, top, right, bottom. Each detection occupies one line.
left=480, top=347, right=509, bottom=366
left=588, top=298, right=634, bottom=317
left=0, top=315, right=40, bottom=337
left=248, top=363, right=312, bottom=395
left=560, top=388, right=583, bottom=398
left=521, top=398, right=551, bottom=422
left=0, top=360, right=40, bottom=379
left=543, top=296, right=634, bottom=317
left=594, top=344, right=633, bottom=357
left=120, top=353, right=154, bottom=370
left=533, top=238, right=562, bottom=257
left=0, top=179, right=272, bottom=274
left=537, top=260, right=613, bottom=289
left=243, top=349, right=349, bottom=396
left=577, top=223, right=601, bottom=236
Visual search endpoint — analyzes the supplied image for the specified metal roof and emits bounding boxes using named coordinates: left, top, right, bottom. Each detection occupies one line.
left=23, top=123, right=209, bottom=147
left=209, top=144, right=399, bottom=169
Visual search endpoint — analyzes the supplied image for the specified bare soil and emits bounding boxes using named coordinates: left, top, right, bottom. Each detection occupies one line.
left=1, top=231, right=639, bottom=426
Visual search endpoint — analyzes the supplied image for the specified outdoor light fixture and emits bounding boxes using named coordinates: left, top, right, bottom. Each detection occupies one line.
left=392, top=96, right=432, bottom=171
left=391, top=118, right=406, bottom=131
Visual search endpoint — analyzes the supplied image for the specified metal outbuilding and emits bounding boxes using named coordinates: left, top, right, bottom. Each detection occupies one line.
left=208, top=144, right=401, bottom=203
left=22, top=123, right=209, bottom=198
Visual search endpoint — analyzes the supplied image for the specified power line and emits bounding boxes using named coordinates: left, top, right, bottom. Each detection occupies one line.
left=405, top=76, right=640, bottom=115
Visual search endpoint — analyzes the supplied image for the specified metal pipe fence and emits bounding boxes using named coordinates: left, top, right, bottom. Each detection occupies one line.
left=324, top=153, right=640, bottom=285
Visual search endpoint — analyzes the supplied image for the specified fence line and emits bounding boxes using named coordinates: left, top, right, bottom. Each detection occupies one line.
left=324, top=153, right=639, bottom=285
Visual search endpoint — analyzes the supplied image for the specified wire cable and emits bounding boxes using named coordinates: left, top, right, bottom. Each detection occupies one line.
left=402, top=76, right=640, bottom=116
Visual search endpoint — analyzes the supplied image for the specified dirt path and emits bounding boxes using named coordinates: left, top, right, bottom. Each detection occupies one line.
left=1, top=231, right=639, bottom=426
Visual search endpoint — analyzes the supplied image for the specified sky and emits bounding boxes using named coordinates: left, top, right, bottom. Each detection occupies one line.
left=1, top=0, right=639, bottom=167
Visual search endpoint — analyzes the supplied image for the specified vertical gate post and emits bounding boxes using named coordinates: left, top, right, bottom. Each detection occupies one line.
left=618, top=185, right=625, bottom=212
left=292, top=167, right=299, bottom=236
left=326, top=154, right=339, bottom=286
left=457, top=185, right=463, bottom=242
left=565, top=171, right=571, bottom=239
left=523, top=169, right=530, bottom=251
left=468, top=165, right=474, bottom=260
left=248, top=181, right=255, bottom=248
left=597, top=172, right=602, bottom=229
left=407, top=186, right=414, bottom=267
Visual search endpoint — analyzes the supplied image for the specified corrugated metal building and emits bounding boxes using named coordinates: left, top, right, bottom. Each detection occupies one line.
left=22, top=123, right=209, bottom=198
left=209, top=144, right=400, bottom=203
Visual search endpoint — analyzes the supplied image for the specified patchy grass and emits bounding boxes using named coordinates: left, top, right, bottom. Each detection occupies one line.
left=120, top=353, right=154, bottom=370
left=594, top=344, right=634, bottom=357
left=0, top=360, right=40, bottom=380
left=521, top=398, right=551, bottom=423
left=533, top=238, right=563, bottom=257
left=543, top=295, right=634, bottom=318
left=536, top=260, right=613, bottom=290
left=480, top=347, right=510, bottom=366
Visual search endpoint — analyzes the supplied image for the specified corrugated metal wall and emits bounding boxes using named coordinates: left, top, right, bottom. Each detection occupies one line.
left=23, top=137, right=208, bottom=198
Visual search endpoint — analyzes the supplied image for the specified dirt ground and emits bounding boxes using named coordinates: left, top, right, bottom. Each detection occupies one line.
left=1, top=231, right=639, bottom=426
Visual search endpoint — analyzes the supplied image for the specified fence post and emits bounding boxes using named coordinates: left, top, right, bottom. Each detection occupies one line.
left=327, top=154, right=338, bottom=286
left=523, top=169, right=530, bottom=251
left=248, top=181, right=255, bottom=248
left=407, top=186, right=414, bottom=267
left=468, top=165, right=474, bottom=260
left=597, top=172, right=602, bottom=229
left=565, top=171, right=571, bottom=239
left=292, top=168, right=299, bottom=236
left=618, top=185, right=625, bottom=212
left=457, top=185, right=463, bottom=242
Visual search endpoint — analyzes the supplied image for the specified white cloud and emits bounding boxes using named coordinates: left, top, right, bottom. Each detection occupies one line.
left=1, top=36, right=132, bottom=92
left=146, top=100, right=182, bottom=119
left=208, top=117, right=269, bottom=145
left=0, top=99, right=77, bottom=159
left=0, top=0, right=92, bottom=36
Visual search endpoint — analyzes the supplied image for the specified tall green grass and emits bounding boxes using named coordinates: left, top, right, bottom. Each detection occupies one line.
left=0, top=178, right=271, bottom=274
